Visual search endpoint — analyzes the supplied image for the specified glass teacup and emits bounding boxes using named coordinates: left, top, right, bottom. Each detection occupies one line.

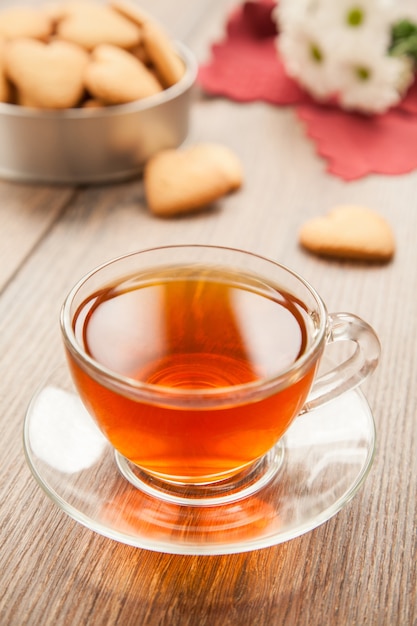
left=61, top=245, right=380, bottom=499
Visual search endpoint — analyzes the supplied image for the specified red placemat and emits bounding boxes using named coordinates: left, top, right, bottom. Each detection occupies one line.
left=198, top=0, right=417, bottom=181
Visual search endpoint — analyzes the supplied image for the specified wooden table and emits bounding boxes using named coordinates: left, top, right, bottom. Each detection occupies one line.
left=1, top=1, right=416, bottom=624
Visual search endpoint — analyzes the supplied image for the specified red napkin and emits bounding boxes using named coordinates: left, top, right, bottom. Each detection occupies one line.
left=198, top=0, right=310, bottom=106
left=198, top=0, right=417, bottom=181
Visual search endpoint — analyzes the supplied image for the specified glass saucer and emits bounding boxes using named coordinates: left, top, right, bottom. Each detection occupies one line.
left=23, top=363, right=376, bottom=556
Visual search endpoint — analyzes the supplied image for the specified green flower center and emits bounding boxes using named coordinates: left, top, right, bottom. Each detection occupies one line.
left=310, top=43, right=323, bottom=62
left=347, top=8, right=364, bottom=27
left=356, top=66, right=371, bottom=81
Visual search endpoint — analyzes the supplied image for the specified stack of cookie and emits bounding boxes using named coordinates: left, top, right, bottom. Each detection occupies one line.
left=0, top=0, right=185, bottom=109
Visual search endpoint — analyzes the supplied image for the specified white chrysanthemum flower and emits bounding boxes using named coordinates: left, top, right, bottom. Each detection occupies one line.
left=315, top=0, right=393, bottom=25
left=313, top=0, right=393, bottom=53
left=277, top=19, right=341, bottom=100
left=274, top=0, right=316, bottom=30
left=274, top=0, right=417, bottom=114
left=337, top=47, right=414, bottom=113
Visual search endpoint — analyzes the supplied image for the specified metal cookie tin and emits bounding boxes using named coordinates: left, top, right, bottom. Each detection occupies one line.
left=0, top=42, right=197, bottom=184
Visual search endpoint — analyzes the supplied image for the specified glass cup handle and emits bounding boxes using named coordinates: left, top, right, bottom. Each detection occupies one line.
left=302, top=312, right=381, bottom=413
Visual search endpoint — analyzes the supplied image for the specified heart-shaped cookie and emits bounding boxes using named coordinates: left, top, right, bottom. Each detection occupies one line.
left=144, top=143, right=243, bottom=216
left=55, top=2, right=141, bottom=51
left=84, top=44, right=162, bottom=104
left=141, top=20, right=185, bottom=88
left=0, top=6, right=53, bottom=41
left=299, top=205, right=395, bottom=261
left=5, top=38, right=89, bottom=108
left=110, top=0, right=153, bottom=28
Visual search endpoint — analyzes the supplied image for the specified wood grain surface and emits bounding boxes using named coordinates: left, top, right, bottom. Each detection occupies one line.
left=0, top=1, right=416, bottom=625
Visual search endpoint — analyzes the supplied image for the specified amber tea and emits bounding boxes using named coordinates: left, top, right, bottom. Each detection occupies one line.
left=66, top=265, right=318, bottom=483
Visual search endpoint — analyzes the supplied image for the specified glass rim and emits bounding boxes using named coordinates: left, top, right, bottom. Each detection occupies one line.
left=60, top=244, right=328, bottom=404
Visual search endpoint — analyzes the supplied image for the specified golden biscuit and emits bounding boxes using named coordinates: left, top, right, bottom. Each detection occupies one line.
left=142, top=20, right=184, bottom=88
left=5, top=38, right=89, bottom=109
left=84, top=44, right=162, bottom=104
left=0, top=6, right=53, bottom=41
left=56, top=2, right=141, bottom=51
left=110, top=0, right=153, bottom=27
left=299, top=205, right=395, bottom=261
left=144, top=143, right=243, bottom=216
left=111, top=1, right=184, bottom=87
